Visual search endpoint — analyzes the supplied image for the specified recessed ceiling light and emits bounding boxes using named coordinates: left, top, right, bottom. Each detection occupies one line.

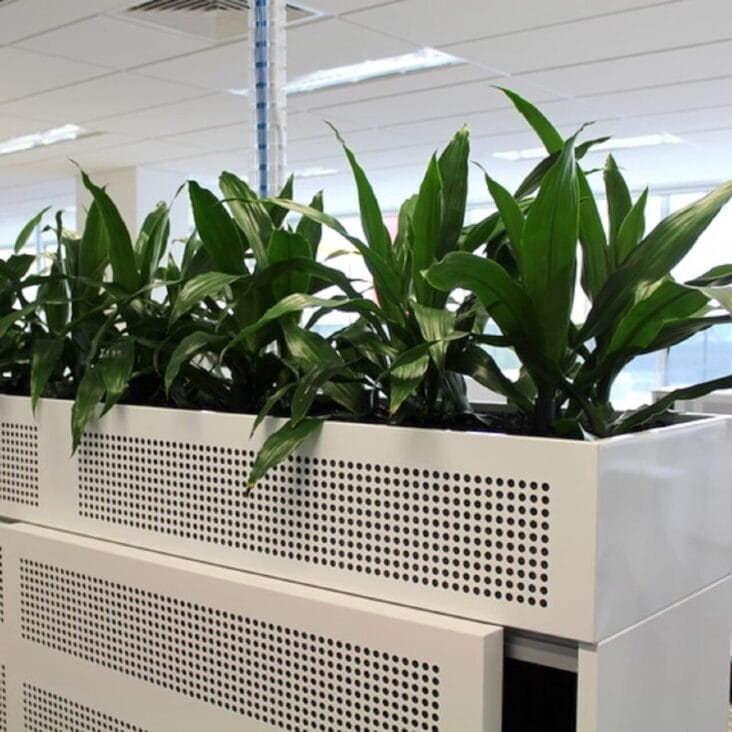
left=292, top=166, right=338, bottom=178
left=229, top=48, right=463, bottom=97
left=0, top=124, right=88, bottom=157
left=493, top=133, right=684, bottom=162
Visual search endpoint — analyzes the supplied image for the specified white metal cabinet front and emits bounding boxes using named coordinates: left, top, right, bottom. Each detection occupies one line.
left=0, top=522, right=503, bottom=732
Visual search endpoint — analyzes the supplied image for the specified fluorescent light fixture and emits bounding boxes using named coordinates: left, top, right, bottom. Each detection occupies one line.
left=0, top=124, right=88, bottom=156
left=494, top=133, right=683, bottom=161
left=229, top=47, right=462, bottom=96
left=292, top=166, right=338, bottom=178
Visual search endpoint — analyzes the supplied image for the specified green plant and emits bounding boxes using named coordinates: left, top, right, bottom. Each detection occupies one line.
left=425, top=89, right=732, bottom=438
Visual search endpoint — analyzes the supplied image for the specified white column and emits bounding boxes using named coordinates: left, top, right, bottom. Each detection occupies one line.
left=74, top=166, right=189, bottom=241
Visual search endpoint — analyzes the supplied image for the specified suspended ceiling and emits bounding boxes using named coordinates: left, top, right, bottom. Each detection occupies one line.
left=1, top=0, right=731, bottom=219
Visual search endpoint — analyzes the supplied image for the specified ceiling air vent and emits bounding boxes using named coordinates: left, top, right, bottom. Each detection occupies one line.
left=125, top=0, right=319, bottom=41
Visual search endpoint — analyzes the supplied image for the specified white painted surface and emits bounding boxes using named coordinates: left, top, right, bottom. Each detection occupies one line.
left=0, top=522, right=503, bottom=731
left=577, top=578, right=732, bottom=732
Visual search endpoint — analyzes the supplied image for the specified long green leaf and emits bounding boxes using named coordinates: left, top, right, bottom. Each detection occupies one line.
left=330, top=124, right=392, bottom=262
left=219, top=171, right=271, bottom=267
left=412, top=301, right=455, bottom=373
left=14, top=207, right=50, bottom=253
left=499, top=87, right=563, bottom=153
left=30, top=338, right=64, bottom=410
left=170, top=271, right=241, bottom=323
left=583, top=181, right=732, bottom=341
left=484, top=171, right=525, bottom=274
left=268, top=230, right=312, bottom=300
left=80, top=170, right=138, bottom=292
left=604, top=155, right=632, bottom=260
left=412, top=155, right=443, bottom=306
left=98, top=338, right=135, bottom=414
left=520, top=136, right=579, bottom=364
left=165, top=331, right=223, bottom=393
left=248, top=417, right=325, bottom=487
left=189, top=180, right=246, bottom=275
left=136, top=203, right=169, bottom=284
left=71, top=368, right=106, bottom=451
left=437, top=125, right=470, bottom=257
left=577, top=170, right=609, bottom=300
left=613, top=188, right=648, bottom=267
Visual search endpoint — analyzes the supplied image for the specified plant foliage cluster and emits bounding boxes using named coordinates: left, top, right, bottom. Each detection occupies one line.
left=2, top=90, right=732, bottom=484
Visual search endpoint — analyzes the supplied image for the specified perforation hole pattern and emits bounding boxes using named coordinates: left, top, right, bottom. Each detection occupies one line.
left=0, top=665, right=6, bottom=732
left=23, top=684, right=146, bottom=732
left=0, top=423, right=39, bottom=506
left=20, top=559, right=442, bottom=731
left=79, top=433, right=551, bottom=607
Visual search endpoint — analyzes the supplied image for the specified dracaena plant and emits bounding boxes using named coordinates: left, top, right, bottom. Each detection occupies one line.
left=159, top=171, right=377, bottom=468
left=29, top=172, right=187, bottom=447
left=425, top=89, right=732, bottom=438
left=246, top=126, right=504, bottom=484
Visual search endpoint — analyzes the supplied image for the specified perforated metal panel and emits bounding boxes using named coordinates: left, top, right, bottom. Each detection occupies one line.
left=0, top=544, right=3, bottom=622
left=0, top=665, right=6, bottom=732
left=0, top=423, right=38, bottom=506
left=79, top=433, right=551, bottom=608
left=20, top=559, right=442, bottom=731
left=23, top=684, right=146, bottom=732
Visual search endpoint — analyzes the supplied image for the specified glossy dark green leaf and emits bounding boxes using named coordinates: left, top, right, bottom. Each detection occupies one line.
left=71, top=368, right=106, bottom=451
left=437, top=125, right=469, bottom=257
left=98, top=338, right=135, bottom=414
left=603, top=155, right=632, bottom=258
left=165, top=330, right=223, bottom=393
left=78, top=202, right=109, bottom=285
left=136, top=203, right=169, bottom=284
left=452, top=344, right=533, bottom=413
left=250, top=382, right=294, bottom=437
left=14, top=206, right=50, bottom=253
left=268, top=230, right=312, bottom=300
left=411, top=301, right=455, bottom=372
left=219, top=171, right=271, bottom=267
left=412, top=155, right=443, bottom=306
left=499, top=87, right=563, bottom=153
left=80, top=170, right=138, bottom=292
left=296, top=190, right=323, bottom=254
left=607, top=280, right=708, bottom=356
left=189, top=180, right=246, bottom=275
left=30, top=338, right=64, bottom=410
left=291, top=361, right=349, bottom=422
left=612, top=374, right=732, bottom=434
left=483, top=171, right=525, bottom=273
left=613, top=188, right=648, bottom=267
left=330, top=124, right=392, bottom=262
left=577, top=170, right=609, bottom=300
left=170, top=271, right=241, bottom=323
left=266, top=175, right=294, bottom=228
left=521, top=136, right=579, bottom=364
left=248, top=417, right=325, bottom=487
left=583, top=180, right=732, bottom=341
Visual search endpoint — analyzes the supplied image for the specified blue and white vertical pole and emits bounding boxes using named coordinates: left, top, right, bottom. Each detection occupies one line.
left=250, top=0, right=287, bottom=199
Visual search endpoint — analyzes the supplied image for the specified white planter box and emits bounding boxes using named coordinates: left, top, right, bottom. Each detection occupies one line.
left=0, top=394, right=731, bottom=643
left=0, top=522, right=502, bottom=732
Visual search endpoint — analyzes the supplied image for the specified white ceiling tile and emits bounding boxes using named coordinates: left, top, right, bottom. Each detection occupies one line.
left=346, top=0, right=678, bottom=47
left=583, top=77, right=732, bottom=119
left=161, top=124, right=250, bottom=152
left=287, top=112, right=363, bottom=141
left=156, top=150, right=248, bottom=178
left=0, top=0, right=130, bottom=44
left=302, top=0, right=406, bottom=16
left=520, top=41, right=732, bottom=98
left=288, top=63, right=495, bottom=112
left=91, top=92, right=248, bottom=137
left=3, top=74, right=208, bottom=126
left=287, top=128, right=415, bottom=165
left=444, top=0, right=732, bottom=75
left=18, top=15, right=212, bottom=71
left=388, top=97, right=610, bottom=145
left=73, top=139, right=210, bottom=170
left=311, top=78, right=559, bottom=127
left=627, top=105, right=732, bottom=136
left=0, top=48, right=108, bottom=105
left=137, top=41, right=250, bottom=92
left=0, top=114, right=57, bottom=140
left=288, top=17, right=417, bottom=77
